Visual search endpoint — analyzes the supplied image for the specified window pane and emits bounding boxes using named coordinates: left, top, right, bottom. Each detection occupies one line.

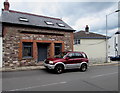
left=45, top=21, right=54, bottom=25
left=74, top=40, right=76, bottom=44
left=19, top=17, right=29, bottom=22
left=76, top=40, right=77, bottom=44
left=23, top=47, right=32, bottom=57
left=74, top=39, right=77, bottom=45
left=54, top=43, right=62, bottom=56
left=57, top=23, right=65, bottom=27
left=55, top=46, right=61, bottom=55
left=68, top=53, right=75, bottom=59
left=23, top=43, right=33, bottom=58
left=75, top=53, right=84, bottom=58
left=78, top=40, right=80, bottom=44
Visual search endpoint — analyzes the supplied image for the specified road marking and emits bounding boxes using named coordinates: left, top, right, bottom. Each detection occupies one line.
left=91, top=72, right=118, bottom=78
left=9, top=81, right=67, bottom=91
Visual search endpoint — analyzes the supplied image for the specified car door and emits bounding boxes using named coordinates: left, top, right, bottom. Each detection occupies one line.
left=74, top=53, right=84, bottom=68
left=65, top=53, right=75, bottom=69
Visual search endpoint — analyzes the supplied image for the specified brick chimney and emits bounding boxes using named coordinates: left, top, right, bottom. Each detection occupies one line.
left=4, top=0, right=10, bottom=11
left=85, top=25, right=89, bottom=34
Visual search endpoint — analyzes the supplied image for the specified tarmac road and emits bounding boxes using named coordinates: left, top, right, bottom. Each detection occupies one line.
left=2, top=64, right=119, bottom=91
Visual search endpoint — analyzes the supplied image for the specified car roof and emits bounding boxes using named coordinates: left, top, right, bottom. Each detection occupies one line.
left=63, top=51, right=85, bottom=54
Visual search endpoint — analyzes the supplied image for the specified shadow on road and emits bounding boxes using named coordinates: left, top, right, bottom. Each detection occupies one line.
left=42, top=68, right=87, bottom=74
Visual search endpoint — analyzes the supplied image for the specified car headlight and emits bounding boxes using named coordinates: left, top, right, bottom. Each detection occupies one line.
left=49, top=61, right=54, bottom=64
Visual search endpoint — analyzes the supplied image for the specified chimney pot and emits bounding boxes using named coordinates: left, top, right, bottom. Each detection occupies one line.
left=85, top=25, right=89, bottom=32
left=4, top=0, right=10, bottom=11
left=85, top=25, right=89, bottom=34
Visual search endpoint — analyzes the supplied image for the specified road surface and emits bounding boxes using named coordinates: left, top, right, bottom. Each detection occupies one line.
left=2, top=65, right=118, bottom=91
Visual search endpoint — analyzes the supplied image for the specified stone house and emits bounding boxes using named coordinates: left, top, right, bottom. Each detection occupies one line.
left=74, top=26, right=107, bottom=63
left=1, top=0, right=75, bottom=67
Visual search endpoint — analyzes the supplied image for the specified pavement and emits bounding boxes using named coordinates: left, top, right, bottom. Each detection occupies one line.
left=0, top=61, right=119, bottom=72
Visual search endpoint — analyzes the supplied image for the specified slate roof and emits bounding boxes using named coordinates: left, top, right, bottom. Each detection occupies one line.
left=74, top=31, right=107, bottom=39
left=2, top=10, right=75, bottom=31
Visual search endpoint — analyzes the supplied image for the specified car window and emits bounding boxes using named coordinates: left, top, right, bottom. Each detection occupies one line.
left=74, top=53, right=84, bottom=58
left=67, top=53, right=75, bottom=59
left=82, top=53, right=88, bottom=58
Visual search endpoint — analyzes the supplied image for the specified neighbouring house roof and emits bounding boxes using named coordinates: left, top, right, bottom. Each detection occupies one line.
left=2, top=10, right=75, bottom=32
left=74, top=31, right=108, bottom=39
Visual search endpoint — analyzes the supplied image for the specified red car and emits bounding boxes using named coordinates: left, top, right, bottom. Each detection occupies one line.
left=43, top=51, right=89, bottom=74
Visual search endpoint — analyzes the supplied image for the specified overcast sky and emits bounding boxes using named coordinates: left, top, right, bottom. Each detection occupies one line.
left=0, top=0, right=119, bottom=36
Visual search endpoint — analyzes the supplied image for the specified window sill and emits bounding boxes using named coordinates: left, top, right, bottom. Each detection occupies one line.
left=22, top=57, right=33, bottom=60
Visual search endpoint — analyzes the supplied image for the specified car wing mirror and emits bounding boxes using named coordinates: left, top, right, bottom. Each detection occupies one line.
left=65, top=57, right=69, bottom=60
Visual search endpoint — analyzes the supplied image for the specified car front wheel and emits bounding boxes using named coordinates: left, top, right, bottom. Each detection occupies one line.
left=54, top=65, right=64, bottom=74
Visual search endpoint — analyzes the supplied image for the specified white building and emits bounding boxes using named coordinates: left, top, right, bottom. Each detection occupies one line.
left=74, top=30, right=107, bottom=63
left=108, top=31, right=120, bottom=57
left=0, top=16, right=2, bottom=67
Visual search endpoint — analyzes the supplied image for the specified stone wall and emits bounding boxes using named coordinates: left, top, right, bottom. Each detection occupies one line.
left=3, top=25, right=73, bottom=67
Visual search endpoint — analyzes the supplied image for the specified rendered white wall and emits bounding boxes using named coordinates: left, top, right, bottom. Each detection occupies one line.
left=108, top=33, right=120, bottom=57
left=0, top=37, right=2, bottom=67
left=118, top=34, right=120, bottom=55
left=0, top=21, right=2, bottom=67
left=74, top=39, right=106, bottom=63
left=108, top=35, right=116, bottom=56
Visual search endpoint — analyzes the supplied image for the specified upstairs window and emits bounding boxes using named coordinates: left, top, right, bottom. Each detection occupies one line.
left=19, top=17, right=29, bottom=22
left=74, top=39, right=80, bottom=45
left=45, top=21, right=54, bottom=25
left=57, top=23, right=65, bottom=27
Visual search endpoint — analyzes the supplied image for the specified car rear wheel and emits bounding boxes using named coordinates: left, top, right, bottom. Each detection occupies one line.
left=54, top=65, right=64, bottom=74
left=80, top=64, right=87, bottom=72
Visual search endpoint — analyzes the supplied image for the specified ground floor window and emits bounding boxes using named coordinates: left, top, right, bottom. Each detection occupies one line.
left=22, top=42, right=33, bottom=58
left=74, top=39, right=80, bottom=45
left=54, top=43, right=62, bottom=56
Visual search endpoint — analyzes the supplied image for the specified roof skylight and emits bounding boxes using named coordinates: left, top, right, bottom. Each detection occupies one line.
left=57, top=23, right=65, bottom=27
left=19, top=17, right=29, bottom=22
left=45, top=21, right=54, bottom=25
